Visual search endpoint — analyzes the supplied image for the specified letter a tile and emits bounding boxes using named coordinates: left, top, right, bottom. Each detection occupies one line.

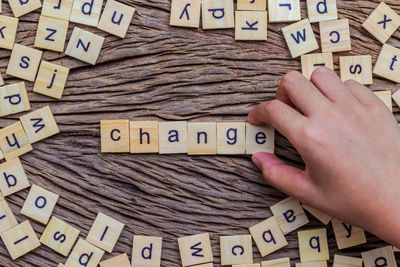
left=170, top=0, right=201, bottom=28
left=270, top=197, right=309, bottom=234
left=362, top=246, right=396, bottom=267
left=178, top=233, right=213, bottom=267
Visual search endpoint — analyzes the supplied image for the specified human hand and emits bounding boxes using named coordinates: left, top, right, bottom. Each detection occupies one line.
left=248, top=67, right=400, bottom=246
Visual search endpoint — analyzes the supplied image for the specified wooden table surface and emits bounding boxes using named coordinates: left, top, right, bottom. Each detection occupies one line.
left=0, top=0, right=399, bottom=266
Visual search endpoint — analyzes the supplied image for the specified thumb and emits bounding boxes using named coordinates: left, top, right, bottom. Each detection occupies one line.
left=253, top=152, right=317, bottom=203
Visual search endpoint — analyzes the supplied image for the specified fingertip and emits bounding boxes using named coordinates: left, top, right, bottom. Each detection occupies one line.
left=247, top=108, right=265, bottom=125
left=252, top=152, right=279, bottom=170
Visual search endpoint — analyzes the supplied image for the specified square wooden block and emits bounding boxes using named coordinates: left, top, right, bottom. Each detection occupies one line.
left=1, top=220, right=40, bottom=260
left=301, top=53, right=334, bottom=80
left=192, top=264, right=214, bottom=267
left=237, top=0, right=266, bottom=11
left=331, top=218, right=366, bottom=249
left=70, top=0, right=103, bottom=26
left=187, top=122, right=217, bottom=155
left=268, top=0, right=300, bottom=23
left=235, top=11, right=268, bottom=41
left=245, top=123, right=274, bottom=154
left=249, top=216, right=287, bottom=257
left=42, top=0, right=73, bottom=20
left=8, top=0, right=41, bottom=17
left=220, top=235, right=252, bottom=266
left=159, top=121, right=188, bottom=154
left=0, top=199, right=18, bottom=235
left=270, top=197, right=309, bottom=235
left=217, top=122, right=245, bottom=154
left=374, top=90, right=393, bottom=112
left=33, top=61, right=70, bottom=100
left=0, top=82, right=30, bottom=118
left=340, top=55, right=372, bottom=85
left=35, top=16, right=69, bottom=52
left=302, top=204, right=331, bottom=225
left=296, top=261, right=327, bottom=267
left=320, top=19, right=351, bottom=53
left=282, top=19, right=319, bottom=58
left=86, top=212, right=125, bottom=253
left=233, top=265, right=260, bottom=267
left=0, top=149, right=3, bottom=160
left=202, top=0, right=234, bottom=29
left=130, top=121, right=159, bottom=153
left=20, top=105, right=60, bottom=144
left=65, top=27, right=105, bottom=65
left=306, top=0, right=337, bottom=23
left=132, top=235, right=163, bottom=267
left=373, top=44, right=400, bottom=83
left=100, top=253, right=131, bottom=267
left=0, top=122, right=33, bottom=161
left=362, top=246, right=396, bottom=267
left=40, top=216, right=80, bottom=256
left=298, top=228, right=329, bottom=263
left=0, top=72, right=4, bottom=86
left=20, top=184, right=59, bottom=224
left=178, top=233, right=213, bottom=267
left=98, top=0, right=135, bottom=38
left=333, top=255, right=362, bottom=267
left=101, top=120, right=130, bottom=153
left=0, top=158, right=30, bottom=196
left=7, top=44, right=43, bottom=81
left=393, top=246, right=400, bottom=252
left=362, top=2, right=400, bottom=44
left=0, top=15, right=18, bottom=50
left=65, top=238, right=105, bottom=267
left=261, top=257, right=291, bottom=267
left=392, top=89, right=400, bottom=108
left=170, top=0, right=201, bottom=28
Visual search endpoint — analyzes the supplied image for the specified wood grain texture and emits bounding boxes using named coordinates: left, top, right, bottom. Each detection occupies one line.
left=0, top=0, right=399, bottom=266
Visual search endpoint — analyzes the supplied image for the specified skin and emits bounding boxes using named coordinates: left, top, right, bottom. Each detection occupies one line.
left=248, top=67, right=400, bottom=247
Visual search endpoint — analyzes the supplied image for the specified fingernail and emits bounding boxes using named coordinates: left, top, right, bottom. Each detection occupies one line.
left=252, top=154, right=262, bottom=169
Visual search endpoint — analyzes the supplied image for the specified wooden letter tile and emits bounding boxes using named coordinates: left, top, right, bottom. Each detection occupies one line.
left=320, top=19, right=351, bottom=53
left=100, top=253, right=130, bottom=267
left=233, top=265, right=260, bottom=267
left=220, top=235, right=252, bottom=266
left=1, top=220, right=40, bottom=260
left=237, top=0, right=266, bottom=11
left=187, top=122, right=216, bottom=155
left=0, top=82, right=30, bottom=118
left=0, top=15, right=18, bottom=50
left=86, top=212, right=124, bottom=253
left=340, top=55, right=372, bottom=85
left=7, top=44, right=43, bottom=81
left=101, top=120, right=130, bottom=153
left=217, top=122, right=245, bottom=154
left=301, top=53, right=334, bottom=80
left=270, top=197, right=309, bottom=234
left=0, top=158, right=29, bottom=196
left=65, top=238, right=105, bottom=267
left=20, top=105, right=60, bottom=144
left=362, top=2, right=400, bottom=44
left=42, top=0, right=73, bottom=20
left=393, top=246, right=400, bottom=252
left=70, top=0, right=103, bottom=26
left=202, top=0, right=234, bottom=29
left=20, top=184, right=59, bottom=224
left=298, top=228, right=329, bottom=263
left=0, top=122, right=33, bottom=160
left=178, top=233, right=213, bottom=267
left=261, top=257, right=290, bottom=267
left=132, top=235, right=162, bottom=267
left=374, top=90, right=393, bottom=112
left=192, top=264, right=213, bottom=267
left=245, top=123, right=274, bottom=154
left=333, top=255, right=362, bottom=267
left=130, top=121, right=159, bottom=153
left=34, top=16, right=69, bottom=52
left=296, top=261, right=327, bottom=267
left=268, top=0, right=300, bottom=23
left=282, top=19, right=319, bottom=58
left=331, top=218, right=366, bottom=249
left=33, top=61, right=70, bottom=100
left=0, top=149, right=3, bottom=160
left=302, top=204, right=332, bottom=225
left=362, top=246, right=396, bottom=267
left=249, top=216, right=287, bottom=257
left=159, top=121, right=188, bottom=154
left=306, top=0, right=337, bottom=23
left=97, top=0, right=135, bottom=38
left=170, top=0, right=201, bottom=28
left=373, top=44, right=400, bottom=83
left=235, top=11, right=267, bottom=41
left=0, top=199, right=18, bottom=235
left=65, top=27, right=105, bottom=65
left=40, top=216, right=80, bottom=256
left=392, top=89, right=400, bottom=108
left=8, top=0, right=41, bottom=17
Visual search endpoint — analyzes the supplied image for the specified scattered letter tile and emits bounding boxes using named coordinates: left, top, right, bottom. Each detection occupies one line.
left=220, top=235, right=252, bottom=266
left=132, top=235, right=163, bottom=267
left=100, top=253, right=131, bottom=267
left=331, top=218, right=366, bottom=249
left=268, top=0, right=300, bottom=23
left=42, top=0, right=73, bottom=20
left=33, top=61, right=70, bottom=100
left=261, top=257, right=291, bottom=267
left=333, top=255, right=362, bottom=267
left=178, top=233, right=213, bottom=267
left=6, top=44, right=43, bottom=81
left=235, top=11, right=268, bottom=41
left=373, top=44, right=400, bottom=83
left=362, top=246, right=396, bottom=267
left=65, top=238, right=105, bottom=267
left=0, top=122, right=33, bottom=161
left=202, top=0, right=234, bottom=29
left=35, top=16, right=69, bottom=52
left=320, top=19, right=351, bottom=53
left=0, top=15, right=18, bottom=50
left=97, top=0, right=135, bottom=38
left=70, top=0, right=103, bottom=26
left=302, top=204, right=332, bottom=225
left=306, top=0, right=337, bottom=23
left=0, top=199, right=18, bottom=235
left=237, top=0, right=266, bottom=11
left=298, top=228, right=329, bottom=263
left=282, top=19, right=319, bottom=58
left=301, top=53, right=334, bottom=80
left=8, top=0, right=41, bottom=17
left=340, top=55, right=372, bottom=85
left=0, top=82, right=30, bottom=118
left=0, top=158, right=30, bottom=196
left=170, top=0, right=201, bottom=28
